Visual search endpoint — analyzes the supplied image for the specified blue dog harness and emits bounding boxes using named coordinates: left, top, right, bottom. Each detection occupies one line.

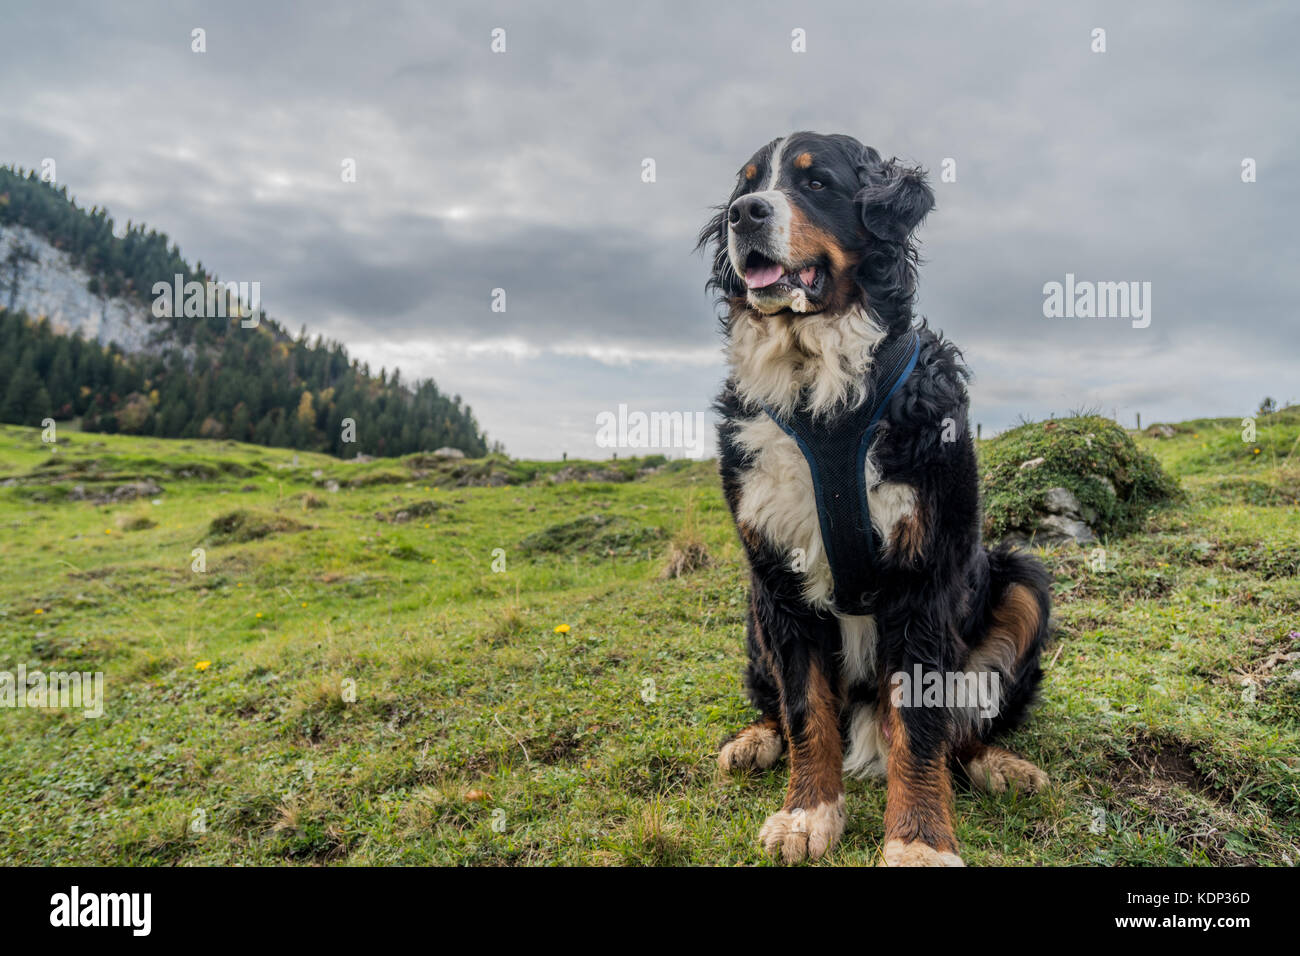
left=761, top=328, right=921, bottom=614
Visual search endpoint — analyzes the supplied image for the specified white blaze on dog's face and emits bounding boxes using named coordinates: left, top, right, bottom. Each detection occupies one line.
left=726, top=139, right=798, bottom=314
left=724, top=133, right=866, bottom=317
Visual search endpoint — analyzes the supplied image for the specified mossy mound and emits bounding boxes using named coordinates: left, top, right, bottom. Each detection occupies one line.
left=520, top=514, right=665, bottom=558
left=206, top=509, right=310, bottom=544
left=981, top=415, right=1179, bottom=544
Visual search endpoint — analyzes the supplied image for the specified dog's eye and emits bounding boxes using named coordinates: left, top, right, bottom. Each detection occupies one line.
left=807, top=180, right=824, bottom=190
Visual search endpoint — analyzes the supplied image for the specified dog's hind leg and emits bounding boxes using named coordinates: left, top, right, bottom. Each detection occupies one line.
left=957, top=741, right=1049, bottom=793
left=955, top=545, right=1053, bottom=792
left=718, top=715, right=785, bottom=772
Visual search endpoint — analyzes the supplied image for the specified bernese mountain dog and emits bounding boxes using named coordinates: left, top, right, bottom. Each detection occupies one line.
left=699, top=131, right=1053, bottom=866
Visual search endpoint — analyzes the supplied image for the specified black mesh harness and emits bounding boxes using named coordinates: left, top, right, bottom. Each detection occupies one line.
left=760, top=328, right=921, bottom=615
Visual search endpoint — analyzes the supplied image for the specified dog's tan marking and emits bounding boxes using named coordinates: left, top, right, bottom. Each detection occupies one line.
left=785, top=208, right=852, bottom=274
left=794, top=151, right=814, bottom=169
left=965, top=583, right=1041, bottom=678
left=785, top=661, right=843, bottom=808
left=889, top=500, right=926, bottom=561
left=736, top=520, right=763, bottom=553
left=884, top=704, right=959, bottom=857
left=759, top=657, right=846, bottom=863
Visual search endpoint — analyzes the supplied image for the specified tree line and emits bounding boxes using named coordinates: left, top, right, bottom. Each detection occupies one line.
left=0, top=166, right=490, bottom=457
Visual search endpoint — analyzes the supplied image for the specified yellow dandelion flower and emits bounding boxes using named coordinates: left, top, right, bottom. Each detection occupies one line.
left=554, top=624, right=571, bottom=634
left=195, top=661, right=211, bottom=671
left=255, top=612, right=263, bottom=618
left=33, top=608, right=44, bottom=615
left=104, top=528, right=112, bottom=534
left=300, top=602, right=307, bottom=608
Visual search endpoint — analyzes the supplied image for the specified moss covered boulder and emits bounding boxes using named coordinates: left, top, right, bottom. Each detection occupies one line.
left=980, top=415, right=1179, bottom=545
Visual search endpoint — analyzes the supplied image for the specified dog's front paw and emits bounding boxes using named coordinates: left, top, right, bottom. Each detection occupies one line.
left=758, top=797, right=845, bottom=863
left=881, top=839, right=965, bottom=867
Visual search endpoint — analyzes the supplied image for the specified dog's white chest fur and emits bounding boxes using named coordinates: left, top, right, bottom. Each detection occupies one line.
left=728, top=308, right=918, bottom=611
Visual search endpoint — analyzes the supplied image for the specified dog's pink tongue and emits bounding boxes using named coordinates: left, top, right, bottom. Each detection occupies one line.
left=745, top=263, right=785, bottom=289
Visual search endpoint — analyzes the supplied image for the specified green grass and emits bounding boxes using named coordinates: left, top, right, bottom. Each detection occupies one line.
left=0, top=415, right=1297, bottom=866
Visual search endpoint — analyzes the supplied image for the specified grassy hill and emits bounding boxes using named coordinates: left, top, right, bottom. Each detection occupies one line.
left=0, top=411, right=1297, bottom=866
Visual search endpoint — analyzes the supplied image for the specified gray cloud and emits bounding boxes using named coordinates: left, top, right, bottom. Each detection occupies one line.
left=2, top=0, right=1296, bottom=457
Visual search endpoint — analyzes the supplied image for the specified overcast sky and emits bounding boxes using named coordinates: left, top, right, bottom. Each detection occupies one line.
left=2, top=1, right=1297, bottom=458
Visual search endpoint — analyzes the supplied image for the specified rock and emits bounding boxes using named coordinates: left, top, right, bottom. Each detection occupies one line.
left=1146, top=424, right=1177, bottom=439
left=1036, top=514, right=1097, bottom=546
left=433, top=447, right=465, bottom=459
left=1002, top=487, right=1099, bottom=546
left=1043, top=486, right=1097, bottom=524
left=1019, top=457, right=1045, bottom=470
left=110, top=480, right=162, bottom=501
left=1042, top=486, right=1079, bottom=514
left=69, top=480, right=162, bottom=504
left=1003, top=486, right=1099, bottom=546
left=549, top=465, right=626, bottom=484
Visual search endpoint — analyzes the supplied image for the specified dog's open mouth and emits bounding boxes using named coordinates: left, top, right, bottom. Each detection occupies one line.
left=743, top=252, right=823, bottom=301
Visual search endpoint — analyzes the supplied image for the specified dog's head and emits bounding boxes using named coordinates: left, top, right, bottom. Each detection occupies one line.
left=698, top=132, right=933, bottom=328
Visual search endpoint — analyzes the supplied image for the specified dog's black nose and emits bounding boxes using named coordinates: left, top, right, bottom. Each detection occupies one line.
left=728, top=194, right=773, bottom=233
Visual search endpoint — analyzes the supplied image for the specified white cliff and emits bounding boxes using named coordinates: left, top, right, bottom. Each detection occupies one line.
left=0, top=222, right=157, bottom=352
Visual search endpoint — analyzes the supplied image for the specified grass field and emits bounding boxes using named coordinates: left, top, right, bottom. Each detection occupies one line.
left=1, top=410, right=1298, bottom=866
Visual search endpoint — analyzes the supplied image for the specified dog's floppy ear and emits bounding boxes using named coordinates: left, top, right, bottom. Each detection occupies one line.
left=855, top=159, right=934, bottom=243
left=696, top=175, right=748, bottom=298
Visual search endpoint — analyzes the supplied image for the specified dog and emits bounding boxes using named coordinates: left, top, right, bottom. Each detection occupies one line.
left=699, top=132, right=1052, bottom=866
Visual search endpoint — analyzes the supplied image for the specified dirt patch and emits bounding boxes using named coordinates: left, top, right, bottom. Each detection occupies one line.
left=526, top=727, right=591, bottom=765
left=1100, top=734, right=1255, bottom=864
left=1120, top=735, right=1219, bottom=798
